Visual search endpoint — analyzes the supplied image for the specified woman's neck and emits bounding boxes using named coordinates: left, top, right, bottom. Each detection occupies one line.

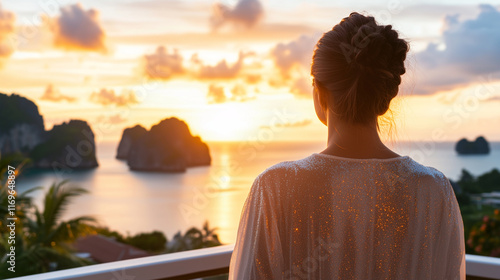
left=321, top=117, right=400, bottom=159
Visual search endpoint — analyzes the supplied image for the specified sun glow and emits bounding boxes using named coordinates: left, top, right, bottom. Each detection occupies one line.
left=195, top=102, right=255, bottom=141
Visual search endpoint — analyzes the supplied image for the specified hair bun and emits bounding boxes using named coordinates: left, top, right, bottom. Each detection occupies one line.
left=311, top=12, right=409, bottom=123
left=349, top=23, right=403, bottom=81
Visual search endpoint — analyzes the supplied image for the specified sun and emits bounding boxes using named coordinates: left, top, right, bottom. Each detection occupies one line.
left=196, top=102, right=254, bottom=141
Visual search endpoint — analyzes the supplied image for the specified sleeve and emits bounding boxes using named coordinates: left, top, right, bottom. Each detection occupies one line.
left=228, top=174, right=284, bottom=280
left=447, top=192, right=466, bottom=280
left=438, top=178, right=466, bottom=280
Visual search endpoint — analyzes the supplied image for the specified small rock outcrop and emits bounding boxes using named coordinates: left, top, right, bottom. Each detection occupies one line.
left=0, top=92, right=99, bottom=170
left=118, top=118, right=211, bottom=172
left=116, top=125, right=147, bottom=159
left=455, top=136, right=490, bottom=155
left=30, top=120, right=99, bottom=169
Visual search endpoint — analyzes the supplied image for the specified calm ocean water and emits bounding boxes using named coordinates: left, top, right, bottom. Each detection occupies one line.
left=17, top=140, right=500, bottom=244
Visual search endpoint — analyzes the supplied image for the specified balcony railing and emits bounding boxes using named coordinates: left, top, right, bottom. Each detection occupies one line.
left=8, top=245, right=500, bottom=280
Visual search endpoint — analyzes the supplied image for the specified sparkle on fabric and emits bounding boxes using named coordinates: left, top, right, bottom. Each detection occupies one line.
left=228, top=153, right=465, bottom=280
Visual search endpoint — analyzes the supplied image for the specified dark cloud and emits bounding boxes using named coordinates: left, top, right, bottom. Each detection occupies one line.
left=197, top=51, right=247, bottom=79
left=271, top=34, right=317, bottom=78
left=89, top=88, right=139, bottom=107
left=41, top=84, right=76, bottom=102
left=144, top=46, right=184, bottom=80
left=210, top=0, right=264, bottom=29
left=415, top=5, right=500, bottom=94
left=0, top=4, right=15, bottom=59
left=50, top=4, right=107, bottom=52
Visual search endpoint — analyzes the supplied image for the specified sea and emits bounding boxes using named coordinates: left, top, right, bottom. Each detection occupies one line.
left=16, top=140, right=500, bottom=244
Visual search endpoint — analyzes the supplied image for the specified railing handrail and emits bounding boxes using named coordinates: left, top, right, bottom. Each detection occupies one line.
left=465, top=254, right=500, bottom=279
left=8, top=245, right=234, bottom=280
left=8, top=247, right=500, bottom=280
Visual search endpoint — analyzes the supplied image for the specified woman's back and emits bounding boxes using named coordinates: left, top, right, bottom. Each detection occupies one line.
left=229, top=12, right=465, bottom=279
left=229, top=153, right=465, bottom=279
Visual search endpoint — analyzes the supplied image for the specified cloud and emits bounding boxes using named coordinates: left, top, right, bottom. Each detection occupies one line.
left=144, top=46, right=184, bottom=80
left=230, top=84, right=254, bottom=102
left=96, top=113, right=127, bottom=124
left=245, top=74, right=262, bottom=84
left=485, top=95, right=500, bottom=102
left=41, top=84, right=76, bottom=102
left=207, top=83, right=254, bottom=103
left=415, top=5, right=500, bottom=94
left=50, top=4, right=107, bottom=52
left=290, top=76, right=312, bottom=97
left=89, top=88, right=139, bottom=107
left=197, top=51, right=247, bottom=79
left=112, top=23, right=318, bottom=46
left=269, top=34, right=317, bottom=98
left=260, top=119, right=312, bottom=129
left=271, top=34, right=317, bottom=78
left=277, top=119, right=312, bottom=128
left=0, top=4, right=15, bottom=59
left=207, top=84, right=227, bottom=103
left=141, top=48, right=251, bottom=81
left=210, top=0, right=264, bottom=29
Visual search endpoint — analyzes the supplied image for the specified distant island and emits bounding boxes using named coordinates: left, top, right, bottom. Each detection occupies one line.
left=117, top=118, right=211, bottom=172
left=0, top=93, right=98, bottom=169
left=455, top=136, right=490, bottom=155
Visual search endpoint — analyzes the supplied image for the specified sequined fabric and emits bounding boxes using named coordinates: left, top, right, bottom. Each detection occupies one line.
left=229, top=153, right=465, bottom=279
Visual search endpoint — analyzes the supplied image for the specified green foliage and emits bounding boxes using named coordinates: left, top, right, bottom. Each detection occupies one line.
left=167, top=221, right=222, bottom=253
left=454, top=168, right=500, bottom=256
left=0, top=154, right=222, bottom=277
left=91, top=226, right=126, bottom=243
left=467, top=209, right=500, bottom=257
left=125, top=231, right=167, bottom=253
left=457, top=168, right=500, bottom=194
left=93, top=221, right=222, bottom=255
left=92, top=227, right=168, bottom=253
left=0, top=158, right=97, bottom=278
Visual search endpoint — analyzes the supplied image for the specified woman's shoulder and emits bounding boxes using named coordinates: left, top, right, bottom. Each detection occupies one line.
left=402, top=158, right=455, bottom=197
left=404, top=158, right=449, bottom=183
left=256, top=154, right=318, bottom=182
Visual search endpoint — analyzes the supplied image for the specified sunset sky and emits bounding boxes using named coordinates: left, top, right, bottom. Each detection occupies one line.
left=1, top=0, right=500, bottom=142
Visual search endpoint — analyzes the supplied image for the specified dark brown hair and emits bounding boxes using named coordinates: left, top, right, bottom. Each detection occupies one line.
left=311, top=12, right=409, bottom=124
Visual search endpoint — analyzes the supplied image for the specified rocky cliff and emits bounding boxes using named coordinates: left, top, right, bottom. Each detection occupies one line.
left=455, top=136, right=490, bottom=155
left=0, top=92, right=98, bottom=169
left=116, top=125, right=147, bottom=160
left=119, top=118, right=211, bottom=172
left=0, top=93, right=45, bottom=155
left=30, top=120, right=98, bottom=169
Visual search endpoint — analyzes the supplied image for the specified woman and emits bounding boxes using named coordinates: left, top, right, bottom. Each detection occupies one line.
left=229, top=12, right=465, bottom=280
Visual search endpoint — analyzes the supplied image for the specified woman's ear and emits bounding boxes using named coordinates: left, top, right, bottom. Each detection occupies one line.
left=313, top=82, right=328, bottom=126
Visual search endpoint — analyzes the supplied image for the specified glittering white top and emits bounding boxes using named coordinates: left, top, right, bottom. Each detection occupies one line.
left=229, top=153, right=465, bottom=279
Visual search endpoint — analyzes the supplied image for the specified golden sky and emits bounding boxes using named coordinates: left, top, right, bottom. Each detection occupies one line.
left=1, top=0, right=500, bottom=142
